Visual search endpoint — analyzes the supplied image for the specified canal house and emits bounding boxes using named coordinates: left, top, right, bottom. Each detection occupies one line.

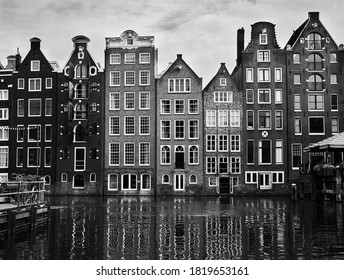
left=55, top=35, right=103, bottom=195
left=156, top=54, right=204, bottom=195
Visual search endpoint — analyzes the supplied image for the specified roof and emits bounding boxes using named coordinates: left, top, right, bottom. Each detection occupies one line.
left=286, top=19, right=308, bottom=48
left=304, top=132, right=344, bottom=152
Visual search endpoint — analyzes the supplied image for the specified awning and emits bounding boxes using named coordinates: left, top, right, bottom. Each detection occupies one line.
left=304, top=131, right=344, bottom=152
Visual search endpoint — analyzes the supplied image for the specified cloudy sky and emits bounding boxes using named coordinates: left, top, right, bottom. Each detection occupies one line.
left=1, top=0, right=343, bottom=85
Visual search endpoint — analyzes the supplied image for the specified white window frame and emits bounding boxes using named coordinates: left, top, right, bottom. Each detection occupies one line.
left=31, top=60, right=40, bottom=71
left=27, top=147, right=41, bottom=168
left=246, top=68, right=254, bottom=82
left=230, top=110, right=240, bottom=127
left=0, top=89, right=9, bottom=100
left=139, top=142, right=150, bottom=166
left=206, top=134, right=216, bottom=152
left=258, top=89, right=271, bottom=104
left=139, top=116, right=150, bottom=135
left=109, top=142, right=120, bottom=166
left=109, top=116, right=120, bottom=136
left=124, top=143, right=135, bottom=166
left=139, top=53, right=150, bottom=64
left=44, top=147, right=52, bottom=167
left=160, top=99, right=171, bottom=114
left=28, top=78, right=41, bottom=91
left=257, top=68, right=270, bottom=82
left=188, top=99, right=199, bottom=114
left=124, top=92, right=135, bottom=110
left=109, top=92, right=120, bottom=110
left=276, top=140, right=283, bottom=165
left=125, top=71, right=135, bottom=86
left=275, top=110, right=283, bottom=130
left=206, top=110, right=216, bottom=127
left=45, top=124, right=52, bottom=142
left=275, top=68, right=282, bottom=82
left=139, top=92, right=150, bottom=110
left=0, top=147, right=8, bottom=168
left=124, top=53, right=135, bottom=64
left=257, top=50, right=270, bottom=62
left=246, top=89, right=254, bottom=104
left=188, top=145, right=199, bottom=165
left=174, top=99, right=185, bottom=114
left=0, top=127, right=9, bottom=141
left=74, top=147, right=86, bottom=171
left=0, top=108, right=9, bottom=120
left=295, top=117, right=302, bottom=135
left=139, top=70, right=150, bottom=86
left=18, top=78, right=24, bottom=89
left=258, top=139, right=272, bottom=165
left=308, top=116, right=325, bottom=135
left=188, top=119, right=199, bottom=139
left=174, top=120, right=185, bottom=140
left=275, top=89, right=282, bottom=104
left=160, top=145, right=171, bottom=165
left=160, top=120, right=171, bottom=140
left=45, top=78, right=52, bottom=89
left=220, top=78, right=226, bottom=86
left=110, top=71, right=120, bottom=86
left=168, top=78, right=191, bottom=93
left=110, top=54, right=121, bottom=65
left=124, top=116, right=135, bottom=135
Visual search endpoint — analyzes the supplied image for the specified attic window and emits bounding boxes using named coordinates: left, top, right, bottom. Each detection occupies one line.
left=31, top=60, right=40, bottom=71
left=127, top=38, right=133, bottom=45
left=220, top=78, right=226, bottom=86
left=259, top=34, right=267, bottom=45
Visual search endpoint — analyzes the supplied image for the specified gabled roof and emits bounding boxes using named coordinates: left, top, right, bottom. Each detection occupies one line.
left=304, top=132, right=344, bottom=152
left=285, top=18, right=308, bottom=48
left=203, top=63, right=231, bottom=92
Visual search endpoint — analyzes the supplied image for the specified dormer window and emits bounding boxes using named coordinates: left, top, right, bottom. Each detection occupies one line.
left=260, top=29, right=267, bottom=45
left=127, top=38, right=133, bottom=45
left=31, top=60, right=40, bottom=71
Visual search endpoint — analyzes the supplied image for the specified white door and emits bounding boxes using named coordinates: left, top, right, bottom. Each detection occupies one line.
left=259, top=172, right=272, bottom=190
left=174, top=174, right=185, bottom=191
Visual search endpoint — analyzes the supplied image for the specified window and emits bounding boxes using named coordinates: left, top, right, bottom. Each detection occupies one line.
left=161, top=120, right=171, bottom=139
left=257, top=50, right=270, bottom=62
left=189, top=175, right=197, bottom=184
left=0, top=108, right=9, bottom=120
left=90, top=173, right=96, bottom=182
left=189, top=145, right=199, bottom=165
left=275, top=89, right=282, bottom=104
left=110, top=54, right=121, bottom=64
left=292, top=144, right=302, bottom=170
left=230, top=110, right=240, bottom=127
left=74, top=124, right=86, bottom=142
left=75, top=64, right=87, bottom=78
left=161, top=146, right=171, bottom=164
left=218, top=110, right=228, bottom=127
left=206, top=135, right=216, bottom=152
left=230, top=135, right=240, bottom=152
left=29, top=78, right=41, bottom=91
left=17, top=125, right=24, bottom=142
left=139, top=116, right=150, bottom=135
left=61, top=173, right=68, bottom=183
left=331, top=74, right=338, bottom=84
left=0, top=127, right=8, bottom=141
left=332, top=117, right=339, bottom=134
left=259, top=33, right=267, bottom=44
left=161, top=99, right=171, bottom=114
left=219, top=157, right=229, bottom=174
left=275, top=68, right=282, bottom=82
left=258, top=140, right=271, bottom=164
left=307, top=33, right=322, bottom=50
left=220, top=78, right=226, bottom=86
left=31, top=60, right=40, bottom=71
left=331, top=94, right=338, bottom=111
left=124, top=143, right=135, bottom=165
left=258, top=69, right=270, bottom=82
left=175, top=120, right=185, bottom=139
left=246, top=89, right=254, bottom=104
left=73, top=175, right=85, bottom=188
left=45, top=99, right=52, bottom=116
left=258, top=89, right=271, bottom=104
left=139, top=92, right=150, bottom=109
left=74, top=104, right=87, bottom=120
left=294, top=94, right=301, bottom=111
left=28, top=125, right=41, bottom=142
left=0, top=147, right=8, bottom=168
left=308, top=54, right=323, bottom=70
left=74, top=148, right=86, bottom=171
left=247, top=110, right=254, bottom=129
left=276, top=140, right=283, bottom=164
left=308, top=94, right=324, bottom=111
left=139, top=70, right=150, bottom=85
left=308, top=74, right=323, bottom=91
left=124, top=116, right=135, bottom=135
left=109, top=116, right=120, bottom=135
left=206, top=110, right=216, bottom=127
left=75, top=83, right=86, bottom=99
left=209, top=177, right=218, bottom=187
left=272, top=172, right=284, bottom=183
left=230, top=157, right=241, bottom=174
left=168, top=78, right=191, bottom=92
left=109, top=92, right=120, bottom=110
left=188, top=99, right=199, bottom=114
left=275, top=110, right=283, bottom=130
left=330, top=53, right=337, bottom=63
left=218, top=135, right=228, bottom=152
left=293, top=54, right=300, bottom=64
left=125, top=71, right=135, bottom=86
left=140, top=53, right=150, bottom=64
left=246, top=68, right=254, bottom=82
left=309, top=117, right=325, bottom=135
left=18, top=78, right=24, bottom=89
left=258, top=111, right=271, bottom=129
left=110, top=71, right=120, bottom=86
left=121, top=174, right=137, bottom=190
left=139, top=143, right=150, bottom=165
left=16, top=147, right=24, bottom=167
left=44, top=147, right=52, bottom=167
left=294, top=74, right=301, bottom=84
left=162, top=175, right=170, bottom=184
left=246, top=172, right=258, bottom=184
left=125, top=53, right=135, bottom=64
left=45, top=125, right=52, bottom=142
left=27, top=147, right=40, bottom=167
left=0, top=90, right=8, bottom=100
left=247, top=140, right=254, bottom=164
left=206, top=157, right=216, bottom=174
left=109, top=142, right=120, bottom=165
left=214, top=91, right=233, bottom=103
left=295, top=117, right=302, bottom=135
left=174, top=99, right=185, bottom=114
left=124, top=92, right=135, bottom=110
left=141, top=174, right=151, bottom=190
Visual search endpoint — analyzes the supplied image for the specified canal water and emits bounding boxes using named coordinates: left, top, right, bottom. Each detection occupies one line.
left=1, top=196, right=344, bottom=260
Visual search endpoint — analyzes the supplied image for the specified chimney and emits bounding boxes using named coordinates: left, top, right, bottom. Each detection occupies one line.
left=15, top=47, right=21, bottom=70
left=308, top=12, right=319, bottom=21
left=177, top=54, right=182, bottom=59
left=30, top=37, right=41, bottom=51
left=237, top=28, right=245, bottom=67
left=5, top=55, right=16, bottom=70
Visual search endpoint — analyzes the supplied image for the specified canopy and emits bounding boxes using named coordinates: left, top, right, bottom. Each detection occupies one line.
left=304, top=132, right=344, bottom=152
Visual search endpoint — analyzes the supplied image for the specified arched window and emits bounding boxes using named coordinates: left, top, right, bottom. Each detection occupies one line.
left=141, top=174, right=151, bottom=190
left=75, top=64, right=87, bottom=78
left=189, top=174, right=197, bottom=184
left=61, top=173, right=68, bottom=182
left=90, top=173, right=96, bottom=182
left=175, top=146, right=185, bottom=169
left=308, top=74, right=323, bottom=91
left=73, top=174, right=85, bottom=188
left=161, top=146, right=171, bottom=164
left=308, top=54, right=323, bottom=70
left=74, top=125, right=86, bottom=142
left=307, top=33, right=322, bottom=50
left=189, top=146, right=199, bottom=165
left=90, top=148, right=97, bottom=159
left=162, top=174, right=170, bottom=184
left=44, top=175, right=51, bottom=185
left=108, top=174, right=118, bottom=190
left=74, top=104, right=87, bottom=120
left=75, top=83, right=87, bottom=99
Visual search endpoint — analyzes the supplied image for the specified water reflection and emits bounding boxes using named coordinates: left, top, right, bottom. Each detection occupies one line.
left=1, top=196, right=344, bottom=260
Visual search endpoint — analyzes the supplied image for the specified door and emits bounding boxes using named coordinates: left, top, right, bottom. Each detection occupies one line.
left=259, top=172, right=272, bottom=190
left=219, top=177, right=230, bottom=194
left=174, top=174, right=185, bottom=191
left=175, top=146, right=185, bottom=169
